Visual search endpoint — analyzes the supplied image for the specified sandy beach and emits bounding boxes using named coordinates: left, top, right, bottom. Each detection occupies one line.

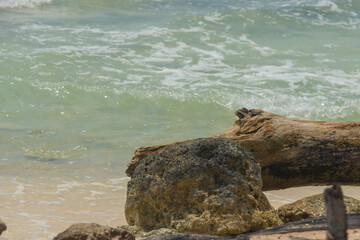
left=1, top=184, right=359, bottom=240
left=249, top=228, right=360, bottom=240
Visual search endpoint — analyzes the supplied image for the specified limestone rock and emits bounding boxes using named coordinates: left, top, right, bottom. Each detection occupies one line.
left=144, top=214, right=360, bottom=240
left=120, top=225, right=177, bottom=238
left=278, top=193, right=360, bottom=223
left=53, top=223, right=135, bottom=240
left=126, top=108, right=360, bottom=190
left=0, top=219, right=6, bottom=236
left=125, top=138, right=282, bottom=236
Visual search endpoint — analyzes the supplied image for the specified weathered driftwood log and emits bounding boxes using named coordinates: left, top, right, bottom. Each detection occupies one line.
left=324, top=184, right=347, bottom=240
left=126, top=108, right=360, bottom=190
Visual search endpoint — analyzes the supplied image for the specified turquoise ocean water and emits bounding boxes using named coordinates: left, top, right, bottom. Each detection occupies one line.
left=0, top=0, right=360, bottom=239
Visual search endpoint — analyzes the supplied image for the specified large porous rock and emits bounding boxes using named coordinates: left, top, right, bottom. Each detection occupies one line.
left=0, top=219, right=6, bottom=236
left=126, top=108, right=360, bottom=190
left=277, top=193, right=360, bottom=223
left=53, top=223, right=135, bottom=240
left=125, top=138, right=282, bottom=236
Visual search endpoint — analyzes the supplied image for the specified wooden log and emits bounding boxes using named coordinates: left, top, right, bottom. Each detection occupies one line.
left=126, top=108, right=360, bottom=190
left=324, top=184, right=347, bottom=240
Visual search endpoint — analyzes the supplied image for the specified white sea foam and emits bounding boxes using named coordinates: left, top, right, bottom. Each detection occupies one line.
left=14, top=185, right=25, bottom=195
left=109, top=177, right=130, bottom=183
left=313, top=0, right=344, bottom=13
left=0, top=0, right=52, bottom=8
left=203, top=11, right=225, bottom=24
left=239, top=35, right=275, bottom=56
left=89, top=190, right=105, bottom=198
left=55, top=181, right=83, bottom=194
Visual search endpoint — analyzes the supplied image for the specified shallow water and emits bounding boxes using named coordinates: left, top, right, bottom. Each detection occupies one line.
left=1, top=0, right=360, bottom=239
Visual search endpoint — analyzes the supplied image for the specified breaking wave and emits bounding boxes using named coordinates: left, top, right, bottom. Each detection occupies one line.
left=0, top=0, right=53, bottom=8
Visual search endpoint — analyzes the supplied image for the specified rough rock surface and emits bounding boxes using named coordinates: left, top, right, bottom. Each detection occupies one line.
left=125, top=138, right=282, bottom=236
left=126, top=108, right=360, bottom=190
left=277, top=193, right=360, bottom=223
left=0, top=219, right=6, bottom=236
left=53, top=223, right=135, bottom=240
left=144, top=214, right=360, bottom=240
left=120, top=225, right=177, bottom=239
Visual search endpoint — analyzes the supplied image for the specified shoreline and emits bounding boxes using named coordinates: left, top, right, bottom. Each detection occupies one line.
left=1, top=185, right=360, bottom=239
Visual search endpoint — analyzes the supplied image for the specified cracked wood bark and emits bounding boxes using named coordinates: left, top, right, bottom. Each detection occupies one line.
left=126, top=108, right=360, bottom=190
left=324, top=184, right=347, bottom=240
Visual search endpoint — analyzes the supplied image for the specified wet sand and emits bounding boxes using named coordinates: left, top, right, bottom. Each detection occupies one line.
left=0, top=177, right=129, bottom=240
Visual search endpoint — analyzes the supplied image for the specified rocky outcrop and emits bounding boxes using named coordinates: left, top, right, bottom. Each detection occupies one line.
left=0, top=219, right=6, bottom=236
left=277, top=193, right=360, bottom=223
left=126, top=108, right=360, bottom=190
left=125, top=138, right=282, bottom=236
left=53, top=223, right=135, bottom=240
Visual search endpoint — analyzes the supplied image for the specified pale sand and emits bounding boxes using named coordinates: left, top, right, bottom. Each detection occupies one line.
left=0, top=185, right=358, bottom=239
left=250, top=228, right=360, bottom=240
left=264, top=185, right=360, bottom=209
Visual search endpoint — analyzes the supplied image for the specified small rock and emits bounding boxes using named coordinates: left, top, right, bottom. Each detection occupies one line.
left=277, top=193, right=360, bottom=223
left=53, top=223, right=135, bottom=240
left=0, top=219, right=6, bottom=236
left=121, top=225, right=177, bottom=238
